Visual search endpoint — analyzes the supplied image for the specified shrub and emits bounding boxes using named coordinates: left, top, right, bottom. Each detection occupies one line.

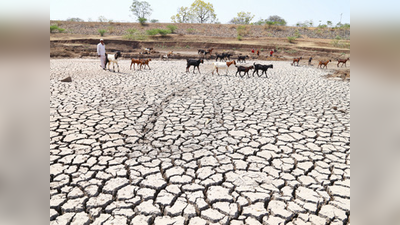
left=50, top=25, right=64, bottom=33
left=150, top=19, right=159, bottom=23
left=237, top=35, right=242, bottom=41
left=138, top=18, right=147, bottom=26
left=294, top=29, right=301, bottom=38
left=146, top=29, right=160, bottom=36
left=98, top=29, right=107, bottom=36
left=167, top=25, right=178, bottom=33
left=287, top=36, right=296, bottom=43
left=157, top=29, right=171, bottom=36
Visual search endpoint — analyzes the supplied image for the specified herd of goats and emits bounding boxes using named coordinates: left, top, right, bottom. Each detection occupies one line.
left=103, top=47, right=350, bottom=78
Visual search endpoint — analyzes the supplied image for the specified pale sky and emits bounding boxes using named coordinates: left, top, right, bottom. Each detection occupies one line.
left=50, top=0, right=350, bottom=26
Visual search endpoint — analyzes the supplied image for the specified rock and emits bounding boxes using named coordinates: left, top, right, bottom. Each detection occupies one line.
left=61, top=76, right=72, bottom=82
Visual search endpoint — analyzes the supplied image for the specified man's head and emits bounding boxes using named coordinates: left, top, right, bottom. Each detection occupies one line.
left=100, top=39, right=104, bottom=44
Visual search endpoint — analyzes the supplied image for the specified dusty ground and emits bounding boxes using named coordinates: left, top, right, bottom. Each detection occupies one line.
left=50, top=59, right=350, bottom=224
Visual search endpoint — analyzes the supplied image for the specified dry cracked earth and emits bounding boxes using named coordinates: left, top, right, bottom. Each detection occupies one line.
left=50, top=59, right=350, bottom=225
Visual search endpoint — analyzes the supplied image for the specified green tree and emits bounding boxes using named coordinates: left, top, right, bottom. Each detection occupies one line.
left=266, top=15, right=287, bottom=26
left=171, top=6, right=192, bottom=23
left=189, top=0, right=217, bottom=23
left=327, top=21, right=332, bottom=27
left=130, top=0, right=153, bottom=22
left=230, top=12, right=255, bottom=24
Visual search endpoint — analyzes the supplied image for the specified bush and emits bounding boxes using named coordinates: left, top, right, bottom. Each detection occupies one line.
left=138, top=18, right=147, bottom=26
left=167, top=25, right=178, bottom=33
left=287, top=36, right=296, bottom=43
left=237, top=35, right=242, bottom=41
left=157, top=29, right=171, bottom=36
left=294, top=29, right=301, bottom=38
left=98, top=29, right=107, bottom=36
left=146, top=29, right=160, bottom=36
left=50, top=25, right=64, bottom=33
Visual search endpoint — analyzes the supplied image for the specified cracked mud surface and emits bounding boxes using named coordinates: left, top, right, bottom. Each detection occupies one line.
left=50, top=59, right=350, bottom=224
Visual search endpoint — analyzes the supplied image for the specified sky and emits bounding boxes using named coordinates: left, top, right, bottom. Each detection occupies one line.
left=50, top=0, right=350, bottom=26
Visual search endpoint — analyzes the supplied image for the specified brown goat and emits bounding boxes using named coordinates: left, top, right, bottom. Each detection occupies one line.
left=140, top=59, right=152, bottom=70
left=235, top=65, right=254, bottom=77
left=292, top=57, right=302, bottom=66
left=130, top=58, right=142, bottom=70
left=318, top=59, right=331, bottom=69
left=337, top=58, right=350, bottom=67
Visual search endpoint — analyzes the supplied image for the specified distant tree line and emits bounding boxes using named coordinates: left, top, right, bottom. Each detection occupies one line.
left=61, top=0, right=350, bottom=29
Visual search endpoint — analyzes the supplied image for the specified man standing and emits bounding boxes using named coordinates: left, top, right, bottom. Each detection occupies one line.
left=97, top=39, right=106, bottom=70
left=270, top=49, right=274, bottom=57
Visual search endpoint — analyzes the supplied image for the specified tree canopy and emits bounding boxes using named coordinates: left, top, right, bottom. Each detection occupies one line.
left=266, top=15, right=287, bottom=26
left=171, top=0, right=217, bottom=24
left=171, top=6, right=192, bottom=23
left=230, top=12, right=254, bottom=24
left=190, top=0, right=217, bottom=23
left=130, top=0, right=153, bottom=21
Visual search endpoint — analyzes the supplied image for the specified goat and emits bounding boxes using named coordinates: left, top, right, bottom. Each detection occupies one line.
left=224, top=53, right=233, bottom=61
left=186, top=59, right=204, bottom=73
left=237, top=55, right=249, bottom=63
left=161, top=51, right=173, bottom=61
left=318, top=59, right=331, bottom=69
left=253, top=63, right=273, bottom=78
left=291, top=57, right=302, bottom=66
left=212, top=60, right=236, bottom=75
left=337, top=58, right=350, bottom=67
left=130, top=58, right=142, bottom=70
left=105, top=51, right=121, bottom=72
left=215, top=53, right=225, bottom=62
left=140, top=47, right=153, bottom=54
left=235, top=65, right=254, bottom=77
left=198, top=49, right=206, bottom=55
left=140, top=59, right=152, bottom=70
left=215, top=52, right=233, bottom=62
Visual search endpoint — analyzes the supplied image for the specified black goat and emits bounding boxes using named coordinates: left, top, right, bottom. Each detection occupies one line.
left=237, top=55, right=249, bottom=63
left=215, top=53, right=225, bottom=61
left=215, top=52, right=233, bottom=61
left=253, top=63, right=273, bottom=78
left=186, top=59, right=204, bottom=73
left=235, top=65, right=254, bottom=77
left=198, top=49, right=206, bottom=55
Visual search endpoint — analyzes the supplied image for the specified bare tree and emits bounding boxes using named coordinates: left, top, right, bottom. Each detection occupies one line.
left=130, top=0, right=153, bottom=21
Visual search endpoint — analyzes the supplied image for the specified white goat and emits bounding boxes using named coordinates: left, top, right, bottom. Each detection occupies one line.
left=105, top=51, right=121, bottom=72
left=160, top=51, right=173, bottom=61
left=212, top=60, right=236, bottom=75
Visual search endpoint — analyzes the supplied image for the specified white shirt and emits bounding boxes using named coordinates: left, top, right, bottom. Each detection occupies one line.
left=97, top=43, right=106, bottom=56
